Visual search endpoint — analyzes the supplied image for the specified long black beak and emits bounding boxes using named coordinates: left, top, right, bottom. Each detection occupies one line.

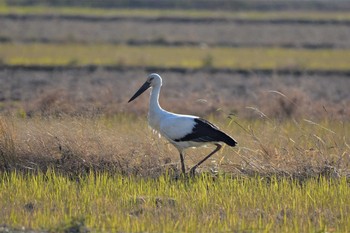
left=128, top=81, right=151, bottom=103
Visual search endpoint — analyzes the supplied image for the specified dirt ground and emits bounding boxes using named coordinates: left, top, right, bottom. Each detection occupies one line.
left=0, top=68, right=349, bottom=119
left=1, top=17, right=350, bottom=47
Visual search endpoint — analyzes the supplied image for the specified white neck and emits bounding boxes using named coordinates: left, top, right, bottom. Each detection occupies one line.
left=148, top=83, right=166, bottom=130
left=150, top=84, right=161, bottom=110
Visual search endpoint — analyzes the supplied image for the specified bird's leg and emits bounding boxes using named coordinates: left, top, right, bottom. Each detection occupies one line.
left=190, top=143, right=222, bottom=175
left=179, top=152, right=186, bottom=174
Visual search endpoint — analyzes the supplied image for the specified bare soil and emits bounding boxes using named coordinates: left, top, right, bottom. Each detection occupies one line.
left=1, top=17, right=350, bottom=48
left=0, top=68, right=349, bottom=119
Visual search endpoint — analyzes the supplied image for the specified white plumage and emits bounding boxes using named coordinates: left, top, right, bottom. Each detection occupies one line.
left=128, top=73, right=237, bottom=175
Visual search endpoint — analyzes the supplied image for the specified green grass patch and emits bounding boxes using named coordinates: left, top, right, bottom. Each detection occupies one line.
left=0, top=114, right=349, bottom=232
left=0, top=5, right=350, bottom=21
left=0, top=171, right=349, bottom=232
left=1, top=43, right=350, bottom=71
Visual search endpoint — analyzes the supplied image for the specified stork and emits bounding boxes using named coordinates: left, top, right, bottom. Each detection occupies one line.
left=128, top=73, right=237, bottom=175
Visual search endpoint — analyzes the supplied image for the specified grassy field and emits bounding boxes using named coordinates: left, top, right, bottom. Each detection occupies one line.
left=1, top=43, right=350, bottom=71
left=1, top=3, right=350, bottom=232
left=0, top=115, right=349, bottom=232
left=0, top=172, right=349, bottom=232
left=1, top=5, right=350, bottom=21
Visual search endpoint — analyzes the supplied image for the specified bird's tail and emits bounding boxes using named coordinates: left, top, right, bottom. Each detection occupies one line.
left=219, top=131, right=237, bottom=147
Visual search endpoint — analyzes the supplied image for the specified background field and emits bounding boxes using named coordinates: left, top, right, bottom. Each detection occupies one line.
left=1, top=5, right=350, bottom=119
left=0, top=1, right=350, bottom=232
left=2, top=11, right=350, bottom=48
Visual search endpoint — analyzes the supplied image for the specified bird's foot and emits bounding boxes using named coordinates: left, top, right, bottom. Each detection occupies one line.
left=189, top=166, right=198, bottom=177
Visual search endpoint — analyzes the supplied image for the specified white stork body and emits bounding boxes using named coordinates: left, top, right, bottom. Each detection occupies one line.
left=159, top=114, right=203, bottom=150
left=128, top=73, right=237, bottom=174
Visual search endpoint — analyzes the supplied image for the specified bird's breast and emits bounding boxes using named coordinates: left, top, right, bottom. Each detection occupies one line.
left=148, top=111, right=161, bottom=132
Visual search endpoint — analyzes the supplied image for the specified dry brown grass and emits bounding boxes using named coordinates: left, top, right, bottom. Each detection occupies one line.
left=1, top=69, right=349, bottom=120
left=0, top=115, right=173, bottom=177
left=0, top=69, right=349, bottom=179
left=25, top=86, right=350, bottom=121
left=0, top=114, right=349, bottom=179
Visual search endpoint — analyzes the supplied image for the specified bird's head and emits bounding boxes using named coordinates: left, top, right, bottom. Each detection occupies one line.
left=128, top=73, right=162, bottom=103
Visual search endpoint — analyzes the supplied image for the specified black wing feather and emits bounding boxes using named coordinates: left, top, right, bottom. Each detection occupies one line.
left=174, top=118, right=237, bottom=147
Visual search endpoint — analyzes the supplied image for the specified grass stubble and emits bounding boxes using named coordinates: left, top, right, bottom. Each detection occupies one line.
left=0, top=114, right=349, bottom=232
